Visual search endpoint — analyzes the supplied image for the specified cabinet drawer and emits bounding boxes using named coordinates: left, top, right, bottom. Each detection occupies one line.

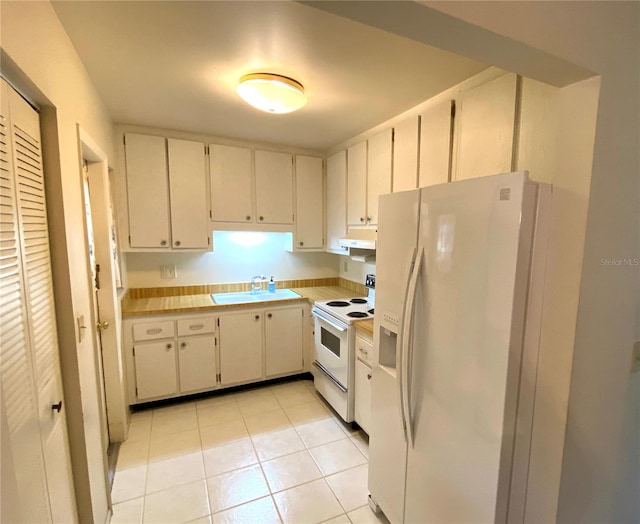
left=177, top=316, right=216, bottom=337
left=356, top=334, right=373, bottom=366
left=133, top=320, right=175, bottom=342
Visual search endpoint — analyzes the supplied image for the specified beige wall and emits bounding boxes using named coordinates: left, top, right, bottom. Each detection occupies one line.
left=1, top=1, right=115, bottom=522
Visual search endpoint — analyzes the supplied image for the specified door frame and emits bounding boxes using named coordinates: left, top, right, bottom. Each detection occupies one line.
left=78, top=126, right=129, bottom=444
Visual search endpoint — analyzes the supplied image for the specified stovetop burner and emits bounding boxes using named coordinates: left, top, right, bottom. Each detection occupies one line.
left=347, top=311, right=369, bottom=318
left=327, top=301, right=350, bottom=307
left=350, top=298, right=368, bottom=304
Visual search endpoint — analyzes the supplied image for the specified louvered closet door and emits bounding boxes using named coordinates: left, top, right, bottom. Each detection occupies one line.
left=0, top=80, right=52, bottom=523
left=10, top=84, right=77, bottom=522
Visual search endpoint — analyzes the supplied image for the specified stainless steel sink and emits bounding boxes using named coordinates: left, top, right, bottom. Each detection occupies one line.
left=211, top=289, right=301, bottom=305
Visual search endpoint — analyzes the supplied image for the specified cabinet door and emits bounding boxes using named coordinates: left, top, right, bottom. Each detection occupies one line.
left=326, top=150, right=347, bottom=252
left=255, top=150, right=293, bottom=224
left=134, top=340, right=178, bottom=400
left=367, top=128, right=393, bottom=225
left=209, top=144, right=253, bottom=223
left=219, top=312, right=263, bottom=386
left=125, top=133, right=171, bottom=248
left=265, top=307, right=303, bottom=377
left=294, top=155, right=323, bottom=249
left=393, top=116, right=420, bottom=192
left=454, top=73, right=517, bottom=181
left=347, top=141, right=367, bottom=226
left=167, top=138, right=209, bottom=249
left=354, top=359, right=372, bottom=434
left=178, top=335, right=216, bottom=393
left=419, top=99, right=454, bottom=187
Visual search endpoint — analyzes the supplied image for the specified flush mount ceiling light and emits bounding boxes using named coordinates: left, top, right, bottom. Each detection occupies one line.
left=236, top=73, right=306, bottom=114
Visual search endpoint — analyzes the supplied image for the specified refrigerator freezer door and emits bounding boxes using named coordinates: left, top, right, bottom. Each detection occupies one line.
left=369, top=189, right=420, bottom=524
left=404, top=172, right=537, bottom=523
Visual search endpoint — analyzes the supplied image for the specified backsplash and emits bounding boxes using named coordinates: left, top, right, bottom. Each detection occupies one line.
left=126, top=277, right=366, bottom=299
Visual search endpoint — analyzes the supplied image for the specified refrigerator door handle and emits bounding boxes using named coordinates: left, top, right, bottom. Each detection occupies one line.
left=397, top=246, right=417, bottom=443
left=401, top=244, right=424, bottom=448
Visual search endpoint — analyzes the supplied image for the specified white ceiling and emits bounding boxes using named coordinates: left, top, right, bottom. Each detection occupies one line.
left=51, top=1, right=487, bottom=151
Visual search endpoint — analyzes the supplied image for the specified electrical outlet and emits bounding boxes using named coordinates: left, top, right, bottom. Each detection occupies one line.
left=160, top=264, right=177, bottom=279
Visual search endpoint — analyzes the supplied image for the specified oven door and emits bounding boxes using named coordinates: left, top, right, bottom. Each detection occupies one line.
left=312, top=307, right=349, bottom=389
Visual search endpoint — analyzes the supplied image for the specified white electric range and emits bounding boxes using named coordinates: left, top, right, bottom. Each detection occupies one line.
left=311, top=285, right=375, bottom=422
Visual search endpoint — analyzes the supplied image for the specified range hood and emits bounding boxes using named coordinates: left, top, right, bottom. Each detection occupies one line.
left=338, top=228, right=377, bottom=250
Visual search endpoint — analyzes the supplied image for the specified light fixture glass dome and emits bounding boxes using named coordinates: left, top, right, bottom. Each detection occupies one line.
left=236, top=73, right=306, bottom=114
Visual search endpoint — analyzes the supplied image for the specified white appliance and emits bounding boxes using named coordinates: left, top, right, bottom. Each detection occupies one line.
left=368, top=171, right=551, bottom=524
left=312, top=288, right=375, bottom=422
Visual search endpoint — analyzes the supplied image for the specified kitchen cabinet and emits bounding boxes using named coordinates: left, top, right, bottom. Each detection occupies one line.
left=291, top=155, right=324, bottom=250
left=127, top=315, right=216, bottom=403
left=347, top=130, right=392, bottom=226
left=124, top=133, right=210, bottom=250
left=209, top=143, right=253, bottom=223
left=134, top=340, right=179, bottom=400
left=366, top=128, right=393, bottom=225
left=347, top=140, right=367, bottom=226
left=419, top=99, right=454, bottom=187
left=354, top=332, right=373, bottom=434
left=255, top=150, right=294, bottom=225
left=265, top=307, right=304, bottom=377
left=393, top=115, right=420, bottom=192
left=326, top=150, right=348, bottom=253
left=178, top=335, right=217, bottom=393
left=454, top=73, right=518, bottom=181
left=218, top=311, right=263, bottom=386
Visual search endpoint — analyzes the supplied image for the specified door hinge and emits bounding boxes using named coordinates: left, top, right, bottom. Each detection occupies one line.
left=128, top=235, right=131, bottom=244
left=95, top=263, right=101, bottom=290
left=135, top=386, right=138, bottom=396
left=451, top=100, right=456, bottom=119
left=217, top=318, right=220, bottom=327
left=392, top=128, right=395, bottom=142
left=209, top=209, right=212, bottom=219
left=214, top=337, right=217, bottom=347
left=123, top=135, right=126, bottom=146
left=132, top=347, right=136, bottom=357
left=208, top=236, right=211, bottom=245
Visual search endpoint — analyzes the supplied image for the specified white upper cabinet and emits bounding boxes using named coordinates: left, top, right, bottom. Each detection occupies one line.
left=366, top=128, right=393, bottom=225
left=167, top=138, right=209, bottom=249
left=209, top=144, right=253, bottom=223
left=293, top=155, right=324, bottom=250
left=454, top=73, right=518, bottom=181
left=326, top=150, right=348, bottom=253
left=125, top=133, right=171, bottom=248
left=419, top=99, right=454, bottom=187
left=393, top=115, right=420, bottom=192
left=255, top=150, right=294, bottom=225
left=347, top=140, right=367, bottom=226
left=124, top=133, right=210, bottom=251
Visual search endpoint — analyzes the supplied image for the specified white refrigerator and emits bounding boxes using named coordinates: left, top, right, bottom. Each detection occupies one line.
left=368, top=171, right=551, bottom=524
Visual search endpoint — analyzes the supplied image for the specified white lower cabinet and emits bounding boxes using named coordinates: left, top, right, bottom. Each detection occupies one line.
left=354, top=332, right=373, bottom=434
left=265, top=307, right=304, bottom=377
left=219, top=311, right=264, bottom=386
left=178, top=335, right=217, bottom=393
left=134, top=340, right=179, bottom=401
left=125, top=305, right=307, bottom=404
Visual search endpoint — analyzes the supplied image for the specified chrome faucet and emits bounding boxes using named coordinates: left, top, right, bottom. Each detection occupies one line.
left=251, top=275, right=265, bottom=294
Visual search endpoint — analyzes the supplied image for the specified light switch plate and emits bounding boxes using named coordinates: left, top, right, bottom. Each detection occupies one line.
left=160, top=264, right=177, bottom=279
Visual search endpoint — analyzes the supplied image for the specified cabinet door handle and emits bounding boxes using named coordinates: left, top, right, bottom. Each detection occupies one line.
left=299, top=241, right=304, bottom=246
left=175, top=240, right=181, bottom=247
left=146, top=328, right=162, bottom=335
left=166, top=343, right=172, bottom=350
left=51, top=401, right=63, bottom=413
left=254, top=315, right=260, bottom=320
left=180, top=342, right=187, bottom=348
left=360, top=217, right=365, bottom=223
left=189, top=324, right=204, bottom=331
left=367, top=217, right=372, bottom=223
left=160, top=240, right=167, bottom=246
left=259, top=216, right=264, bottom=221
left=267, top=313, right=272, bottom=319
left=359, top=348, right=369, bottom=355
left=246, top=215, right=251, bottom=221
left=367, top=373, right=372, bottom=380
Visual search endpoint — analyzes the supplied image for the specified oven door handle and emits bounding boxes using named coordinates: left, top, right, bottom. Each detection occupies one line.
left=313, top=361, right=348, bottom=393
left=311, top=308, right=348, bottom=332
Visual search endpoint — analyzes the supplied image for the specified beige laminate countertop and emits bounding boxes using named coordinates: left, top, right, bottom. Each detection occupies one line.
left=121, top=285, right=359, bottom=318
left=354, top=318, right=374, bottom=337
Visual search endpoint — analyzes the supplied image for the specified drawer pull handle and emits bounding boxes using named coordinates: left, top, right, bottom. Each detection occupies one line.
left=146, top=328, right=162, bottom=335
left=359, top=348, right=369, bottom=355
left=255, top=315, right=260, bottom=320
left=180, top=342, right=187, bottom=348
left=367, top=373, right=372, bottom=380
left=189, top=324, right=205, bottom=330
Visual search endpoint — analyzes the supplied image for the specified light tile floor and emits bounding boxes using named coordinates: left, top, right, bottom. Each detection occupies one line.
left=111, top=379, right=390, bottom=524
